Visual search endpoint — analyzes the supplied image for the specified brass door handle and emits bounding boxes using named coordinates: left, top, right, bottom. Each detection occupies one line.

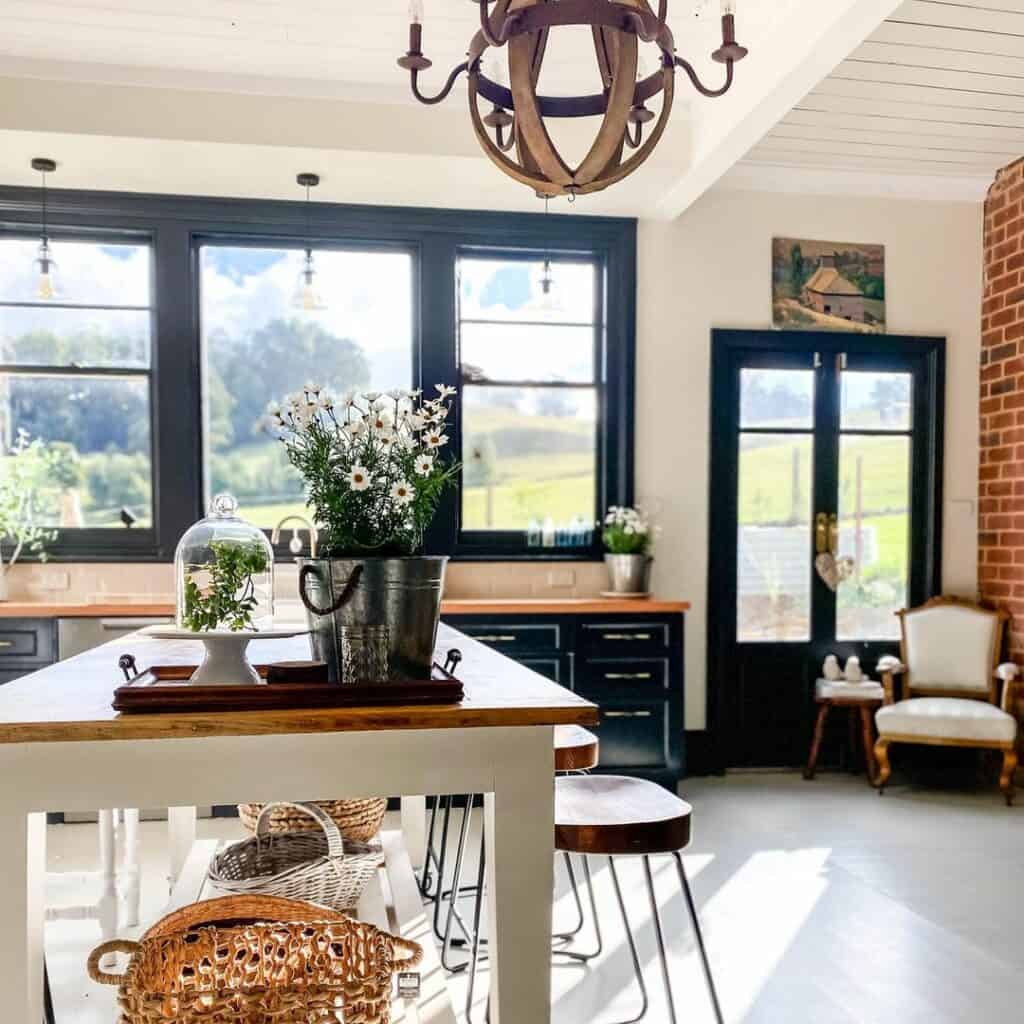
left=828, top=513, right=840, bottom=557
left=815, top=513, right=840, bottom=556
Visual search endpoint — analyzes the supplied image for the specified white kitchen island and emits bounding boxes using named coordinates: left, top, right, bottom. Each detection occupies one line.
left=0, top=624, right=598, bottom=1024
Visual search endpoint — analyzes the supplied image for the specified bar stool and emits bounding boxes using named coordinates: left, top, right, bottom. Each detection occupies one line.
left=427, top=725, right=600, bottom=972
left=553, top=775, right=725, bottom=1024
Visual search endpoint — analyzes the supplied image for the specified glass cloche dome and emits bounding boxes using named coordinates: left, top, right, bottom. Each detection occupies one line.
left=174, top=494, right=274, bottom=631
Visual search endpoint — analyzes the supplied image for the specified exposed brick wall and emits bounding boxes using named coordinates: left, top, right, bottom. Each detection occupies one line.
left=980, top=157, right=1024, bottom=670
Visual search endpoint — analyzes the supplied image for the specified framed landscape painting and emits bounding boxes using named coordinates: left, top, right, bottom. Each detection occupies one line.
left=772, top=237, right=885, bottom=333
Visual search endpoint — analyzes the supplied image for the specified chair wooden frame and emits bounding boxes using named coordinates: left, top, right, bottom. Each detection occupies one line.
left=874, top=596, right=1019, bottom=805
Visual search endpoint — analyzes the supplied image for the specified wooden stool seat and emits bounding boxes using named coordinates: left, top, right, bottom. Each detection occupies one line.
left=554, top=724, right=600, bottom=772
left=555, top=775, right=692, bottom=856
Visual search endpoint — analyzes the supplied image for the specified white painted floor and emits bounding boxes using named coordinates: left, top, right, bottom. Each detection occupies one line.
left=46, top=773, right=1024, bottom=1023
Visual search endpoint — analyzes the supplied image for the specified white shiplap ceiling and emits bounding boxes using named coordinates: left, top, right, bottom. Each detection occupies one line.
left=729, top=0, right=1024, bottom=199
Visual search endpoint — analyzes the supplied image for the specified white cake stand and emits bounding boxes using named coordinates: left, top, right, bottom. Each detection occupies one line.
left=139, top=625, right=309, bottom=685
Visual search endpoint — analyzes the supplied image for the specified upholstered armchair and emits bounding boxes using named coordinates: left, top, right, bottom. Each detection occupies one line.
left=874, top=596, right=1020, bottom=805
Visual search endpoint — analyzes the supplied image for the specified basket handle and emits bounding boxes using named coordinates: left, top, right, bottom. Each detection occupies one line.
left=87, top=940, right=140, bottom=985
left=393, top=936, right=424, bottom=970
left=299, top=563, right=364, bottom=617
left=255, top=800, right=345, bottom=860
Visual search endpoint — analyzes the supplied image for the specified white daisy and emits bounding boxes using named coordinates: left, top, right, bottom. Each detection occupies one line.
left=424, top=430, right=449, bottom=449
left=266, top=400, right=281, bottom=416
left=368, top=410, right=394, bottom=434
left=387, top=388, right=410, bottom=400
left=390, top=480, right=414, bottom=505
left=406, top=413, right=426, bottom=431
left=347, top=465, right=372, bottom=491
left=414, top=454, right=434, bottom=476
left=343, top=420, right=365, bottom=439
left=304, top=381, right=322, bottom=394
left=435, top=383, right=457, bottom=399
left=340, top=390, right=358, bottom=407
left=364, top=391, right=381, bottom=403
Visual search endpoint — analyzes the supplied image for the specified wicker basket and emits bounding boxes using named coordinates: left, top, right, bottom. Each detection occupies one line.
left=239, top=797, right=387, bottom=842
left=208, top=801, right=384, bottom=911
left=87, top=894, right=422, bottom=1024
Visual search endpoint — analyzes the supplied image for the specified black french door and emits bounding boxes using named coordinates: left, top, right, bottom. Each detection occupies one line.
left=707, top=330, right=945, bottom=768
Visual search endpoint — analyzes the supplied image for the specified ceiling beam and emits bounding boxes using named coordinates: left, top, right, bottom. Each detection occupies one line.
left=656, top=0, right=905, bottom=220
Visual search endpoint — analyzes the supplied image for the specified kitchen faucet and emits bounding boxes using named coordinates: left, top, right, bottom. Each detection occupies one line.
left=271, top=515, right=319, bottom=558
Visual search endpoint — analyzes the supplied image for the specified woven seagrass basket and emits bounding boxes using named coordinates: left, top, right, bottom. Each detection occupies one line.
left=209, top=801, right=383, bottom=911
left=239, top=797, right=387, bottom=842
left=87, top=894, right=422, bottom=1024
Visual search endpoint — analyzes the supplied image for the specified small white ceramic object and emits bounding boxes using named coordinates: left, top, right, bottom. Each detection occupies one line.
left=139, top=625, right=309, bottom=685
left=822, top=654, right=842, bottom=681
left=843, top=655, right=864, bottom=682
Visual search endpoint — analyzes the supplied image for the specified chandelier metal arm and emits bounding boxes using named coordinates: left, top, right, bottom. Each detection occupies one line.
left=478, top=0, right=508, bottom=47
left=673, top=55, right=735, bottom=99
left=410, top=61, right=471, bottom=106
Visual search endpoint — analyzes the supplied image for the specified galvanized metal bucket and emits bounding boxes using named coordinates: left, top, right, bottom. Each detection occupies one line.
left=297, top=556, right=448, bottom=682
left=603, top=553, right=652, bottom=594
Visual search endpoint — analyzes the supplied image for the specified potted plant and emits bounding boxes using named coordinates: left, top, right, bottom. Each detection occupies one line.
left=602, top=505, right=654, bottom=595
left=0, top=431, right=59, bottom=600
left=266, top=384, right=459, bottom=681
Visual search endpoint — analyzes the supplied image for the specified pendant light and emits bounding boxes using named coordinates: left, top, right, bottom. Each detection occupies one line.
left=534, top=196, right=563, bottom=315
left=292, top=172, right=326, bottom=312
left=30, top=158, right=58, bottom=301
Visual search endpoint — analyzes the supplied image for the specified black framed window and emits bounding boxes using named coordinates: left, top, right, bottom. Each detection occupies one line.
left=0, top=187, right=635, bottom=562
left=198, top=240, right=415, bottom=532
left=455, top=251, right=603, bottom=555
left=0, top=233, right=158, bottom=558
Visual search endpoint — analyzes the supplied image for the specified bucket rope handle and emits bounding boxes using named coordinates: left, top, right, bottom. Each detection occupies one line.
left=255, top=800, right=345, bottom=860
left=87, top=940, right=141, bottom=985
left=299, top=563, right=364, bottom=617
left=392, top=936, right=424, bottom=969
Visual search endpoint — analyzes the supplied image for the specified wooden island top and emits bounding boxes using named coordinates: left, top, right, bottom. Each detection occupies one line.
left=0, top=623, right=598, bottom=745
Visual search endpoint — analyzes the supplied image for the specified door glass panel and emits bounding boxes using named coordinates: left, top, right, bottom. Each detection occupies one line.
left=740, top=368, right=814, bottom=429
left=737, top=433, right=812, bottom=642
left=836, top=435, right=910, bottom=640
left=841, top=371, right=912, bottom=430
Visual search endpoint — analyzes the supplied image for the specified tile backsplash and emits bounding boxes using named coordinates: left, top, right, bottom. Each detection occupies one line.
left=8, top=559, right=611, bottom=603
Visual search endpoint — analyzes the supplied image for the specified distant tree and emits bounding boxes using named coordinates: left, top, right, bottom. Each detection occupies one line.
left=463, top=435, right=498, bottom=488
left=789, top=244, right=805, bottom=296
left=869, top=378, right=905, bottom=424
left=209, top=318, right=371, bottom=446
left=535, top=390, right=574, bottom=418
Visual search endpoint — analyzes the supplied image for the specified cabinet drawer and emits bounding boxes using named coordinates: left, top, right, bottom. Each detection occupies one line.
left=592, top=701, right=668, bottom=769
left=579, top=621, right=669, bottom=657
left=0, top=620, right=55, bottom=662
left=458, top=622, right=562, bottom=655
left=576, top=657, right=669, bottom=695
left=519, top=657, right=563, bottom=685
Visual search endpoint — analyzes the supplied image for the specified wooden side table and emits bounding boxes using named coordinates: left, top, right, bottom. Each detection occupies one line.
left=804, top=678, right=884, bottom=784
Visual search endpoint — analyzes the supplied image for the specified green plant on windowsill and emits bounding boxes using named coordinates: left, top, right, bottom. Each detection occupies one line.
left=182, top=540, right=270, bottom=632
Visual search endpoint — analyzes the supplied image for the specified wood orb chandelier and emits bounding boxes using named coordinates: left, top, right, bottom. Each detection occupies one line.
left=398, top=0, right=748, bottom=198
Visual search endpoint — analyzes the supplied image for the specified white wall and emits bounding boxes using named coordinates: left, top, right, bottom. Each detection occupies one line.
left=636, top=188, right=983, bottom=729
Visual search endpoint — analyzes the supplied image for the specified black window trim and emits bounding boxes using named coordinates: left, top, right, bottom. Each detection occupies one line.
left=0, top=186, right=636, bottom=562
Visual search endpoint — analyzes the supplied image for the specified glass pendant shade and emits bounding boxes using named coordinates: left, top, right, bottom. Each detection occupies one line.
left=174, top=493, right=275, bottom=632
left=292, top=248, right=326, bottom=311
left=33, top=238, right=59, bottom=301
left=533, top=259, right=563, bottom=314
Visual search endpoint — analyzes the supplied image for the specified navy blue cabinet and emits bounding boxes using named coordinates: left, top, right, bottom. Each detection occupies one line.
left=0, top=619, right=57, bottom=685
left=444, top=611, right=685, bottom=788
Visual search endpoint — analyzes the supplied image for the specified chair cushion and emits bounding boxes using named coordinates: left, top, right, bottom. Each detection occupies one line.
left=816, top=678, right=884, bottom=701
left=876, top=698, right=1017, bottom=744
left=903, top=604, right=997, bottom=695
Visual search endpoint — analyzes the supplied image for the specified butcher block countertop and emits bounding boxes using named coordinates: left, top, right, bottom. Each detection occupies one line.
left=0, top=597, right=690, bottom=618
left=0, top=623, right=599, bottom=744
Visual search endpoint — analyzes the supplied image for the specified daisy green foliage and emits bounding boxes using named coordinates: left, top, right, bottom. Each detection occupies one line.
left=182, top=540, right=269, bottom=632
left=602, top=505, right=653, bottom=556
left=0, top=430, right=60, bottom=571
left=264, top=384, right=459, bottom=556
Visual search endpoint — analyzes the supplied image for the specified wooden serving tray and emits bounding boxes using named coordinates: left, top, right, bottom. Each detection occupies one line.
left=112, top=661, right=464, bottom=714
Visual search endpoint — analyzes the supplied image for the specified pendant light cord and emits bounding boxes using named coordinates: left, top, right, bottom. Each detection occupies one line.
left=40, top=169, right=48, bottom=241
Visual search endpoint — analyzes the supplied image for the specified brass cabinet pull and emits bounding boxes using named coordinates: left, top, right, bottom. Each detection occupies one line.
left=604, top=672, right=653, bottom=680
left=473, top=634, right=517, bottom=643
left=604, top=709, right=653, bottom=718
left=0, top=640, right=13, bottom=649
left=601, top=632, right=652, bottom=641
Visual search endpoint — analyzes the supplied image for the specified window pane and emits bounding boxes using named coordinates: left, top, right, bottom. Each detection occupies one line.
left=0, top=306, right=150, bottom=368
left=0, top=239, right=151, bottom=306
left=737, top=433, right=812, bottom=642
left=461, top=322, right=594, bottom=383
left=836, top=435, right=910, bottom=640
left=740, top=368, right=814, bottom=429
left=200, top=245, right=414, bottom=527
left=0, top=374, right=152, bottom=527
left=841, top=370, right=912, bottom=430
left=459, top=258, right=595, bottom=324
left=461, top=385, right=596, bottom=532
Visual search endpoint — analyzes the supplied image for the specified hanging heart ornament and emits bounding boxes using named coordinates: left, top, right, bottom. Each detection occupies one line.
left=815, top=554, right=856, bottom=592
